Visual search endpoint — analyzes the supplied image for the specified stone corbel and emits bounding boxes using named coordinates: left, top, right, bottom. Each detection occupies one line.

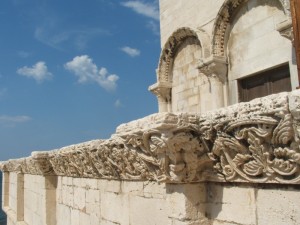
left=198, top=56, right=227, bottom=83
left=277, top=19, right=294, bottom=43
left=31, top=151, right=55, bottom=175
left=0, top=159, right=25, bottom=173
left=149, top=82, right=172, bottom=112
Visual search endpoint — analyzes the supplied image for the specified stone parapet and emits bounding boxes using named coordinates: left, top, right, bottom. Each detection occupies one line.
left=2, top=90, right=300, bottom=185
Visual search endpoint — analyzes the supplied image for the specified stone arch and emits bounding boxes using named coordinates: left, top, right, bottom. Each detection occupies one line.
left=157, top=27, right=211, bottom=83
left=211, top=0, right=291, bottom=57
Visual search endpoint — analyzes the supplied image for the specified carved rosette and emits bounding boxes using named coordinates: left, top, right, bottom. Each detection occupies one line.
left=2, top=91, right=300, bottom=184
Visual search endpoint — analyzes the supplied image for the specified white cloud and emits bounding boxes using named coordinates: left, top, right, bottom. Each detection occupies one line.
left=17, top=51, right=31, bottom=58
left=121, top=1, right=159, bottom=21
left=147, top=20, right=160, bottom=35
left=35, top=27, right=110, bottom=50
left=121, top=46, right=141, bottom=57
left=64, top=55, right=119, bottom=92
left=17, top=61, right=53, bottom=83
left=114, top=99, right=122, bottom=108
left=0, top=115, right=31, bottom=127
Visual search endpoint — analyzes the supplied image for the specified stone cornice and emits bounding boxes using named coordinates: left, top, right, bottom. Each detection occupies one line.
left=2, top=90, right=300, bottom=184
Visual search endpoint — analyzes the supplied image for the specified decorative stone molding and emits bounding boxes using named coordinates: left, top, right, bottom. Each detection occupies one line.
left=277, top=19, right=294, bottom=42
left=198, top=56, right=227, bottom=83
left=156, top=27, right=210, bottom=83
left=2, top=90, right=300, bottom=184
left=212, top=0, right=291, bottom=57
left=149, top=82, right=172, bottom=112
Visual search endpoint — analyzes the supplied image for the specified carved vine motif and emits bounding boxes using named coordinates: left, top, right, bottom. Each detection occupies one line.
left=206, top=113, right=300, bottom=183
left=1, top=91, right=300, bottom=184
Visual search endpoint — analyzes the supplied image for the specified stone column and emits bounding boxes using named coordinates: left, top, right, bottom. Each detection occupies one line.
left=2, top=172, right=9, bottom=209
left=149, top=82, right=172, bottom=112
left=198, top=56, right=227, bottom=112
left=44, top=176, right=57, bottom=225
left=16, top=173, right=24, bottom=222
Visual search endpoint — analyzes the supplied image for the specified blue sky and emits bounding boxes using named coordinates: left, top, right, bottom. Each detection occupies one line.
left=0, top=0, right=160, bottom=161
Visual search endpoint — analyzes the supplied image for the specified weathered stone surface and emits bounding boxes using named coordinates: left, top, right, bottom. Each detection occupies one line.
left=2, top=91, right=300, bottom=185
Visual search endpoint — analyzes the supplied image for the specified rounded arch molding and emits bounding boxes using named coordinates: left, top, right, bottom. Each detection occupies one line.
left=157, top=27, right=211, bottom=83
left=212, top=0, right=291, bottom=57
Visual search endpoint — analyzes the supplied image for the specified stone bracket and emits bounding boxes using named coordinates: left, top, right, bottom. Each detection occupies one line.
left=277, top=19, right=294, bottom=42
left=198, top=56, right=227, bottom=83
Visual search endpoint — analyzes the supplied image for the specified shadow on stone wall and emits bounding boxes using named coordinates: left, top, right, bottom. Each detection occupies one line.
left=0, top=172, right=7, bottom=225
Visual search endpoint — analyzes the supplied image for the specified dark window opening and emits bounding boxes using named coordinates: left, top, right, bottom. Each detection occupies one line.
left=238, top=64, right=291, bottom=102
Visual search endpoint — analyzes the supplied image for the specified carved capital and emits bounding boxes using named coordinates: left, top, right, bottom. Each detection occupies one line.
left=149, top=82, right=172, bottom=112
left=277, top=19, right=294, bottom=42
left=149, top=82, right=172, bottom=99
left=198, top=56, right=227, bottom=83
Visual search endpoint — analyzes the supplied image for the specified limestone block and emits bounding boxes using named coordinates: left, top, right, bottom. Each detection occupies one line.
left=212, top=220, right=249, bottom=225
left=84, top=178, right=98, bottom=190
left=129, top=195, right=170, bottom=225
left=72, top=177, right=82, bottom=188
left=100, top=192, right=129, bottom=225
left=24, top=205, right=33, bottom=225
left=205, top=184, right=256, bottom=225
left=143, top=181, right=166, bottom=199
left=90, top=214, right=101, bottom=225
left=166, top=184, right=207, bottom=221
left=101, top=219, right=121, bottom=225
left=79, top=211, right=91, bottom=225
left=32, top=213, right=42, bottom=225
left=62, top=185, right=73, bottom=207
left=86, top=189, right=100, bottom=204
left=57, top=205, right=71, bottom=225
left=121, top=181, right=144, bottom=194
left=73, top=186, right=86, bottom=210
left=86, top=189, right=100, bottom=216
left=172, top=219, right=210, bottom=225
left=256, top=187, right=300, bottom=225
left=70, top=209, right=80, bottom=225
left=98, top=179, right=121, bottom=194
left=62, top=176, right=73, bottom=186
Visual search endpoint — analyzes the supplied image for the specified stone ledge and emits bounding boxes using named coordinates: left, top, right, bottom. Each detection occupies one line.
left=1, top=90, right=300, bottom=184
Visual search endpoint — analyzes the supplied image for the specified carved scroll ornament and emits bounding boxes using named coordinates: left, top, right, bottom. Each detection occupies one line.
left=2, top=91, right=300, bottom=184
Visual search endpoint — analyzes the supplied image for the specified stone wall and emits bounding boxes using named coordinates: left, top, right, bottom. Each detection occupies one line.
left=56, top=177, right=168, bottom=225
left=2, top=90, right=300, bottom=224
left=3, top=172, right=300, bottom=225
left=150, top=0, right=298, bottom=112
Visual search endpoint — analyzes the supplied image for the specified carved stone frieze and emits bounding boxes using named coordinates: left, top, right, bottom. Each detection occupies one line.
left=2, top=91, right=300, bottom=184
